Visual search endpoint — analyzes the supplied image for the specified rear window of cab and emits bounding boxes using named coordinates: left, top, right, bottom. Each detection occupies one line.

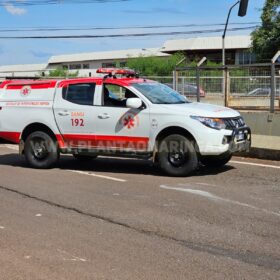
left=62, top=83, right=96, bottom=106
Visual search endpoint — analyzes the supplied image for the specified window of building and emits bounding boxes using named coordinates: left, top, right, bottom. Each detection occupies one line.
left=237, top=51, right=256, bottom=65
left=69, top=64, right=82, bottom=70
left=102, top=62, right=116, bottom=68
left=83, top=64, right=90, bottom=69
left=62, top=65, right=69, bottom=70
left=62, top=83, right=96, bottom=106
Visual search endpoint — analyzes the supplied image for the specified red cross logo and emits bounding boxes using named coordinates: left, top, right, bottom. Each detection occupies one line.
left=20, top=86, right=31, bottom=97
left=123, top=115, right=135, bottom=129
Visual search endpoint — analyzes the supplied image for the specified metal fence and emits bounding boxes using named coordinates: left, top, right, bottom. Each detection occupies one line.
left=1, top=64, right=280, bottom=112
left=149, top=63, right=280, bottom=112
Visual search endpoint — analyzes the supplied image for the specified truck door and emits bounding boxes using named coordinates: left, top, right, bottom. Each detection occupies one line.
left=93, top=83, right=150, bottom=152
left=53, top=82, right=100, bottom=149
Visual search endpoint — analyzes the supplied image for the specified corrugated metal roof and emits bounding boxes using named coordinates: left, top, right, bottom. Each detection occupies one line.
left=48, top=48, right=169, bottom=64
left=161, top=35, right=251, bottom=52
left=0, top=63, right=47, bottom=73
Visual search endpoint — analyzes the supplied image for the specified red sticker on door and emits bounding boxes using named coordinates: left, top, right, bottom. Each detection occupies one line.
left=120, top=112, right=139, bottom=130
left=20, top=86, right=31, bottom=97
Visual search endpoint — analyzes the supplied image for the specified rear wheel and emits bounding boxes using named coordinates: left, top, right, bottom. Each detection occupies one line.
left=157, top=134, right=198, bottom=177
left=200, top=152, right=232, bottom=168
left=24, top=131, right=59, bottom=169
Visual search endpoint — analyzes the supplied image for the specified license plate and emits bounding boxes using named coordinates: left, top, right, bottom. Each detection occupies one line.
left=236, top=132, right=245, bottom=141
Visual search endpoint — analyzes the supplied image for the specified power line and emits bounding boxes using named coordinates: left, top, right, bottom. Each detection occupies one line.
left=0, top=22, right=261, bottom=33
left=0, top=0, right=130, bottom=6
left=0, top=26, right=257, bottom=39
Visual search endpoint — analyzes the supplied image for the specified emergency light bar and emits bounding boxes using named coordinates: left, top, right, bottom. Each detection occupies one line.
left=96, top=68, right=137, bottom=77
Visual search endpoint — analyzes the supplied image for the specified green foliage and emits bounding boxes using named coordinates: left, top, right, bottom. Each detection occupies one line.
left=179, top=61, right=223, bottom=77
left=47, top=67, right=79, bottom=77
left=126, top=53, right=185, bottom=76
left=251, top=0, right=280, bottom=61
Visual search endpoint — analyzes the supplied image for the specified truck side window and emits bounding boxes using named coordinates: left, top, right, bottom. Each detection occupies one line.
left=103, top=84, right=137, bottom=107
left=62, top=83, right=96, bottom=106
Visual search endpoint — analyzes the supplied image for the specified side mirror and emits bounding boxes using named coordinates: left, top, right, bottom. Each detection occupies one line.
left=126, top=98, right=143, bottom=109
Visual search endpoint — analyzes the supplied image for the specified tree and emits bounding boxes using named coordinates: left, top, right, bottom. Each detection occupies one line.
left=126, top=53, right=185, bottom=76
left=251, top=0, right=280, bottom=62
left=46, top=67, right=79, bottom=77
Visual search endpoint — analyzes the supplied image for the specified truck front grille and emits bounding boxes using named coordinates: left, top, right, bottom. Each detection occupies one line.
left=223, top=117, right=246, bottom=130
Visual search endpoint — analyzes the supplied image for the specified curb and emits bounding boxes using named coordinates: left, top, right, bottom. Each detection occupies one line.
left=236, top=147, right=280, bottom=161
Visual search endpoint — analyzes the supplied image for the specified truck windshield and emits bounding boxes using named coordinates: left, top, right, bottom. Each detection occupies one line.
left=133, top=83, right=189, bottom=104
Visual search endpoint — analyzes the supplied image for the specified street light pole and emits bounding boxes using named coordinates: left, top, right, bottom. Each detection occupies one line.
left=222, top=1, right=240, bottom=66
left=222, top=0, right=249, bottom=106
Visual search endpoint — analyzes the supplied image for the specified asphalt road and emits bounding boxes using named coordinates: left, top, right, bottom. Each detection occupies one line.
left=0, top=144, right=279, bottom=280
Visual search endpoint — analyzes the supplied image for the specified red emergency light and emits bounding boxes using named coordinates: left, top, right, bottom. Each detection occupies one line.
left=96, top=68, right=137, bottom=76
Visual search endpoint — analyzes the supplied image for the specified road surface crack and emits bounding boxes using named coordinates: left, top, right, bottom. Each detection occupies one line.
left=0, top=185, right=279, bottom=271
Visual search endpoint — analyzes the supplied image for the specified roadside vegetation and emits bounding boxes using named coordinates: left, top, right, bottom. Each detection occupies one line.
left=45, top=67, right=79, bottom=78
left=126, top=53, right=185, bottom=76
left=252, top=0, right=280, bottom=62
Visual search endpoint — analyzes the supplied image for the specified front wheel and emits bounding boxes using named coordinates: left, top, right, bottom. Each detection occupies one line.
left=24, top=131, right=59, bottom=169
left=157, top=134, right=198, bottom=177
left=200, top=152, right=232, bottom=168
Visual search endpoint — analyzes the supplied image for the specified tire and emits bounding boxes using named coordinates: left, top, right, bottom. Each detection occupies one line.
left=73, top=154, right=98, bottom=161
left=24, top=131, right=59, bottom=169
left=157, top=134, right=198, bottom=177
left=200, top=152, right=232, bottom=168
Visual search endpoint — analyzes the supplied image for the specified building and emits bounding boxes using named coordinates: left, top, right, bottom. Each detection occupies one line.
left=0, top=64, right=47, bottom=79
left=161, top=35, right=254, bottom=65
left=0, top=35, right=254, bottom=78
left=48, top=48, right=169, bottom=73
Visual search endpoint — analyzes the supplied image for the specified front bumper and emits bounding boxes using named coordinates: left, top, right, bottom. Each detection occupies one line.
left=198, top=126, right=251, bottom=156
left=229, top=126, right=251, bottom=153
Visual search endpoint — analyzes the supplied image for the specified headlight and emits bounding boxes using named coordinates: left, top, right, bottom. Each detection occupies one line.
left=191, top=116, right=226, bottom=130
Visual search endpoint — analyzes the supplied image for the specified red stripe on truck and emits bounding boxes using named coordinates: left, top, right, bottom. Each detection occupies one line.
left=0, top=132, right=21, bottom=143
left=0, top=132, right=149, bottom=150
left=6, top=82, right=57, bottom=90
left=61, top=134, right=149, bottom=150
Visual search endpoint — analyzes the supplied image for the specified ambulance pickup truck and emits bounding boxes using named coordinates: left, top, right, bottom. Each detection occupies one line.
left=0, top=69, right=251, bottom=176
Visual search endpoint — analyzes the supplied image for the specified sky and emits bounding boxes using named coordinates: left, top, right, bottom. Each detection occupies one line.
left=0, top=0, right=265, bottom=65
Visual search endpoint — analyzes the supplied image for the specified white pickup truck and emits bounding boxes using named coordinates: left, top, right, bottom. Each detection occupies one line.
left=0, top=69, right=251, bottom=176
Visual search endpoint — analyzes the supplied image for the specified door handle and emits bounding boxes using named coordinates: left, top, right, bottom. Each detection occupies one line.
left=98, top=113, right=110, bottom=119
left=58, top=111, right=70, bottom=116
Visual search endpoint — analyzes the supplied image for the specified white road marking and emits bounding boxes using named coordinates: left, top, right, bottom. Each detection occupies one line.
left=66, top=170, right=127, bottom=182
left=58, top=249, right=87, bottom=262
left=186, top=182, right=217, bottom=187
left=1, top=144, right=18, bottom=151
left=160, top=185, right=280, bottom=217
left=0, top=226, right=5, bottom=229
left=35, top=214, right=42, bottom=217
left=24, top=256, right=31, bottom=260
left=230, top=160, right=280, bottom=170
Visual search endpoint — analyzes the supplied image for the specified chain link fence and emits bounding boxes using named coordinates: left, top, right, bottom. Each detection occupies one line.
left=149, top=63, right=280, bottom=112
